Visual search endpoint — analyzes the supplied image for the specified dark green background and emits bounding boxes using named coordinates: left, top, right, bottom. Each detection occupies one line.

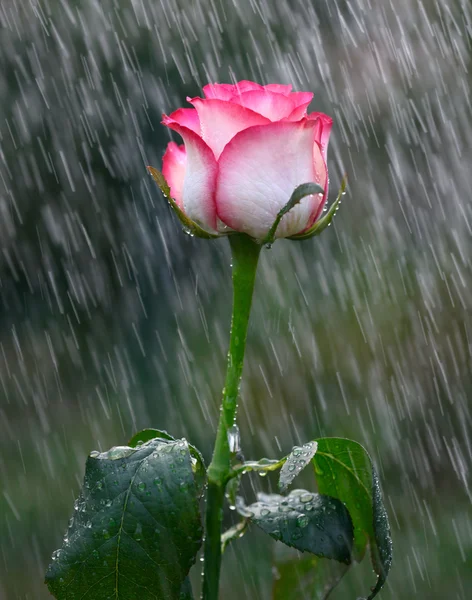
left=0, top=0, right=470, bottom=598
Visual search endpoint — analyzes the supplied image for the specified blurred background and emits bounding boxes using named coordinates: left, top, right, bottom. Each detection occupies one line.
left=1, top=0, right=471, bottom=598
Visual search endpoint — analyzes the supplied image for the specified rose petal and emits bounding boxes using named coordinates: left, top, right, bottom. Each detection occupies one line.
left=203, top=80, right=264, bottom=100
left=216, top=120, right=327, bottom=239
left=308, top=111, right=333, bottom=160
left=263, top=83, right=292, bottom=95
left=283, top=91, right=314, bottom=121
left=188, top=98, right=270, bottom=159
left=233, top=90, right=296, bottom=121
left=163, top=108, right=201, bottom=135
left=309, top=140, right=329, bottom=227
left=161, top=116, right=218, bottom=231
left=162, top=142, right=186, bottom=209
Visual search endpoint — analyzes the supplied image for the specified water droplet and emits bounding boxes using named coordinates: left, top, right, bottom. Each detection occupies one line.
left=89, top=451, right=100, bottom=458
left=300, top=493, right=314, bottom=503
left=260, top=508, right=270, bottom=517
left=291, top=530, right=303, bottom=540
left=137, top=482, right=146, bottom=492
left=105, top=446, right=137, bottom=460
left=296, top=514, right=309, bottom=528
left=134, top=523, right=143, bottom=541
left=227, top=425, right=241, bottom=453
left=102, top=529, right=110, bottom=539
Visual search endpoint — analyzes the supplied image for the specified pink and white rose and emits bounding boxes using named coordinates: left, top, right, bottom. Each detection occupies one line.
left=161, top=80, right=332, bottom=240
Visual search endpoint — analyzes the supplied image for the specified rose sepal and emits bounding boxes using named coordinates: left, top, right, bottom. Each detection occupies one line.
left=288, top=174, right=347, bottom=241
left=261, top=182, right=325, bottom=246
left=147, top=166, right=223, bottom=239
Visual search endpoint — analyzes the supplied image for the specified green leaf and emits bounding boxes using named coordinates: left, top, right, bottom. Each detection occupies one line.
left=179, top=577, right=194, bottom=600
left=279, top=442, right=318, bottom=493
left=129, top=429, right=206, bottom=499
left=263, top=182, right=325, bottom=245
left=289, top=175, right=347, bottom=241
left=129, top=428, right=175, bottom=445
left=313, top=438, right=392, bottom=599
left=147, top=166, right=220, bottom=239
left=272, top=546, right=349, bottom=600
left=246, top=489, right=353, bottom=564
left=45, top=438, right=203, bottom=600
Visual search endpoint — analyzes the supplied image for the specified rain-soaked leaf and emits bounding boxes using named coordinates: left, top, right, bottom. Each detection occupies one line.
left=272, top=546, right=349, bottom=600
left=129, top=428, right=176, bottom=445
left=129, top=429, right=206, bottom=498
left=45, top=438, right=203, bottom=600
left=313, top=438, right=392, bottom=599
left=246, top=489, right=353, bottom=564
left=279, top=442, right=318, bottom=493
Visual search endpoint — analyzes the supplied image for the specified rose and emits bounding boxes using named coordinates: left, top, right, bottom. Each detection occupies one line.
left=161, top=80, right=332, bottom=240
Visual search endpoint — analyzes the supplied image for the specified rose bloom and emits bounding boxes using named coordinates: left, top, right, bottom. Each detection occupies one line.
left=161, top=80, right=332, bottom=240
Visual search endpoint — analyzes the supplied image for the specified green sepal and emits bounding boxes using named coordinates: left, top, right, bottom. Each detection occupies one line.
left=221, top=519, right=248, bottom=553
left=147, top=166, right=220, bottom=239
left=279, top=441, right=318, bottom=493
left=129, top=428, right=206, bottom=498
left=244, top=489, right=354, bottom=564
left=313, top=437, right=392, bottom=599
left=263, top=182, right=325, bottom=245
left=45, top=438, right=203, bottom=600
left=288, top=175, right=347, bottom=241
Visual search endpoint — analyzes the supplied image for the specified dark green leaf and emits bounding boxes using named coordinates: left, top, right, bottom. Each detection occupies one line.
left=129, top=429, right=206, bottom=498
left=129, top=428, right=175, bottom=446
left=279, top=442, right=318, bottom=493
left=263, top=182, right=325, bottom=245
left=272, top=546, right=348, bottom=600
left=179, top=577, right=194, bottom=600
left=45, top=439, right=203, bottom=600
left=246, top=489, right=353, bottom=564
left=313, top=438, right=392, bottom=599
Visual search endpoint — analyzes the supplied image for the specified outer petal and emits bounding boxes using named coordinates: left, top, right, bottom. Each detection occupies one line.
left=188, top=98, right=270, bottom=159
left=164, top=108, right=201, bottom=136
left=216, top=120, right=327, bottom=239
left=161, top=116, right=218, bottom=231
left=285, top=92, right=314, bottom=121
left=263, top=83, right=292, bottom=95
left=162, top=142, right=186, bottom=209
left=308, top=111, right=333, bottom=161
left=233, top=90, right=296, bottom=121
left=202, top=80, right=264, bottom=100
left=308, top=141, right=329, bottom=226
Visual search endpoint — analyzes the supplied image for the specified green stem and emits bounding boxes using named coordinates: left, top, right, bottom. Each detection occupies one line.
left=202, top=234, right=261, bottom=600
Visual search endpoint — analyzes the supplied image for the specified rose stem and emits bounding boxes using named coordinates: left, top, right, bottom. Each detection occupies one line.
left=202, top=233, right=261, bottom=600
